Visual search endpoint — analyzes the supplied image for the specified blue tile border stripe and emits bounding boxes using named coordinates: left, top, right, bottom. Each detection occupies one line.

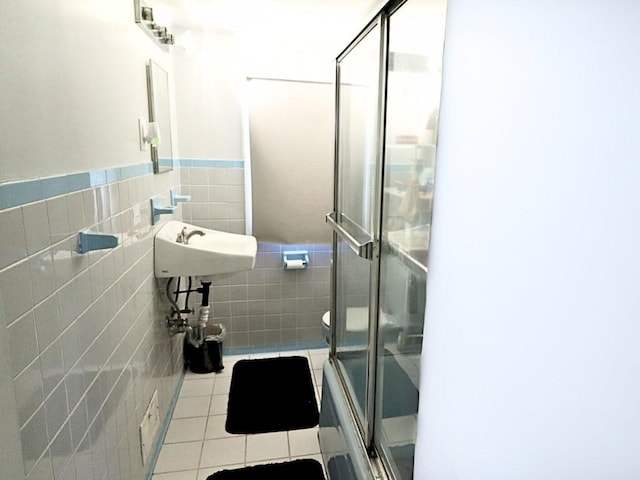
left=0, top=158, right=242, bottom=211
left=0, top=162, right=155, bottom=211
left=3, top=179, right=43, bottom=208
left=177, top=158, right=244, bottom=169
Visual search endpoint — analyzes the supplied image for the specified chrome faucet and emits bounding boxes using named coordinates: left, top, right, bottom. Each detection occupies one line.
left=176, top=226, right=205, bottom=244
left=186, top=229, right=205, bottom=243
left=176, top=227, right=188, bottom=244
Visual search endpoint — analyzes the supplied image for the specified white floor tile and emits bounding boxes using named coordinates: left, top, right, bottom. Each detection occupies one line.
left=309, top=353, right=327, bottom=370
left=208, top=394, right=228, bottom=416
left=200, top=437, right=246, bottom=468
left=173, top=396, right=211, bottom=419
left=245, top=456, right=290, bottom=467
left=215, top=365, right=233, bottom=378
left=212, top=376, right=232, bottom=395
left=165, top=417, right=207, bottom=444
left=313, top=369, right=323, bottom=387
left=204, top=415, right=235, bottom=440
left=288, top=428, right=321, bottom=457
left=153, top=470, right=198, bottom=480
left=154, top=442, right=203, bottom=474
left=246, top=432, right=289, bottom=463
left=185, top=370, right=218, bottom=380
left=291, top=453, right=323, bottom=464
left=180, top=378, right=215, bottom=398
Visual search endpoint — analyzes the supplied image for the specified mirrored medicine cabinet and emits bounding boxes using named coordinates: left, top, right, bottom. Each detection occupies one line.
left=146, top=59, right=174, bottom=173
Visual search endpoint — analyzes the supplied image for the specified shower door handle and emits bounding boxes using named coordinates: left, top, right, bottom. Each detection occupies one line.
left=325, top=212, right=373, bottom=260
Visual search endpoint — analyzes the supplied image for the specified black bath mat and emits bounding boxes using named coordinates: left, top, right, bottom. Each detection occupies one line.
left=225, top=356, right=319, bottom=434
left=207, top=459, right=325, bottom=480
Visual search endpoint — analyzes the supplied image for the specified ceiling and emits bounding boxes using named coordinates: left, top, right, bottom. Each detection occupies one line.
left=153, top=0, right=379, bottom=39
left=151, top=0, right=382, bottom=80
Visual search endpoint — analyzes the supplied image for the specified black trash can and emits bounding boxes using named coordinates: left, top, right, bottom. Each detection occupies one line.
left=205, top=324, right=226, bottom=372
left=184, top=324, right=226, bottom=374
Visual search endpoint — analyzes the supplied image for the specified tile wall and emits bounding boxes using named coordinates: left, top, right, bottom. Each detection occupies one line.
left=0, top=164, right=184, bottom=480
left=210, top=243, right=331, bottom=350
left=179, top=160, right=330, bottom=350
left=0, top=159, right=331, bottom=480
left=179, top=160, right=246, bottom=235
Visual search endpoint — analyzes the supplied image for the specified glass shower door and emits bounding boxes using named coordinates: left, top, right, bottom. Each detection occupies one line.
left=327, top=19, right=382, bottom=443
left=374, top=0, right=446, bottom=479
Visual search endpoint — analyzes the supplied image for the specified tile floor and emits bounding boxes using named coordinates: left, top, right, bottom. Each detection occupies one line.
left=152, top=347, right=329, bottom=480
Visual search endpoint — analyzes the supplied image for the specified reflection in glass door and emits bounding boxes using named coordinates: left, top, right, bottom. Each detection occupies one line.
left=375, top=1, right=446, bottom=479
left=331, top=20, right=382, bottom=443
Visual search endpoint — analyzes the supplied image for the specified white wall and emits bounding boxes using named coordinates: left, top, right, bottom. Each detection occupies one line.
left=0, top=1, right=172, bottom=183
left=173, top=28, right=245, bottom=159
left=415, top=1, right=640, bottom=479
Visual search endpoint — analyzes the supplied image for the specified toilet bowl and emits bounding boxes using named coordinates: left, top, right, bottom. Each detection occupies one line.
left=322, top=311, right=331, bottom=345
left=321, top=308, right=397, bottom=345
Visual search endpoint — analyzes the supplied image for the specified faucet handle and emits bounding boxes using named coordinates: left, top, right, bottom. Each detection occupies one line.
left=176, top=226, right=188, bottom=243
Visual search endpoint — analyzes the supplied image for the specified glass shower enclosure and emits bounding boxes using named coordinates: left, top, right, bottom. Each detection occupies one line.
left=320, top=0, right=447, bottom=479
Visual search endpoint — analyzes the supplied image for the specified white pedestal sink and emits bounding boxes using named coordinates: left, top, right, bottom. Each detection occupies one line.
left=154, top=220, right=257, bottom=279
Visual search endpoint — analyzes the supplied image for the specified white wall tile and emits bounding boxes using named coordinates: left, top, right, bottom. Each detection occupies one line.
left=44, top=381, right=69, bottom=442
left=39, top=339, right=64, bottom=398
left=207, top=168, right=228, bottom=186
left=24, top=449, right=53, bottom=480
left=20, top=406, right=48, bottom=476
left=208, top=185, right=228, bottom=203
left=82, top=189, right=100, bottom=227
left=33, top=296, right=60, bottom=353
left=1, top=260, right=34, bottom=325
left=0, top=207, right=28, bottom=269
left=190, top=168, right=210, bottom=186
left=14, top=357, right=44, bottom=426
left=50, top=422, right=73, bottom=480
left=65, top=192, right=86, bottom=235
left=22, top=202, right=51, bottom=256
left=227, top=169, right=244, bottom=186
left=51, top=242, right=74, bottom=288
left=29, top=250, right=56, bottom=305
left=46, top=197, right=70, bottom=244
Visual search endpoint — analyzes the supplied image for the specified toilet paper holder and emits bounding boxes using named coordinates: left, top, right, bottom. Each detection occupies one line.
left=283, top=250, right=309, bottom=270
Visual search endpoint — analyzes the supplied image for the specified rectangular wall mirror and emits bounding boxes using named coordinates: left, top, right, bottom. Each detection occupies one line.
left=146, top=59, right=174, bottom=173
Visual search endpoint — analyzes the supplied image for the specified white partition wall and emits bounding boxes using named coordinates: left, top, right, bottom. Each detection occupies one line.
left=416, top=1, right=640, bottom=479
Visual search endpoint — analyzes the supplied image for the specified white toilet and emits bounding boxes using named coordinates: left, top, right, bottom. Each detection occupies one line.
left=322, top=311, right=331, bottom=345
left=322, top=308, right=397, bottom=345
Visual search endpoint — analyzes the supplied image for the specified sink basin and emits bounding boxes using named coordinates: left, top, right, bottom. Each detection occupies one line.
left=154, top=220, right=257, bottom=279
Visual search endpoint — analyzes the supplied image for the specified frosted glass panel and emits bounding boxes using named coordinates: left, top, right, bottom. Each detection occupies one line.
left=336, top=25, right=381, bottom=236
left=333, top=22, right=381, bottom=441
